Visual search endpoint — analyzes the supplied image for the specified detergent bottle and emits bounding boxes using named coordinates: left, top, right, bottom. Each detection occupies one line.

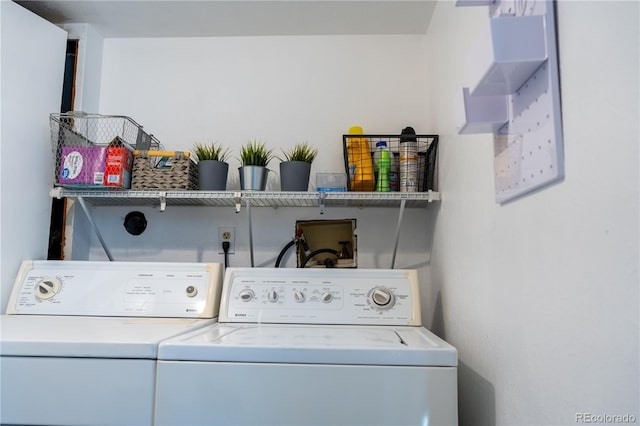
left=375, top=149, right=390, bottom=192
left=346, top=126, right=375, bottom=191
left=373, top=140, right=398, bottom=191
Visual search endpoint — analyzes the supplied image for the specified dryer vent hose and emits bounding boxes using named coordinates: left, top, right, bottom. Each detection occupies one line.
left=275, top=240, right=338, bottom=269
left=300, top=248, right=339, bottom=268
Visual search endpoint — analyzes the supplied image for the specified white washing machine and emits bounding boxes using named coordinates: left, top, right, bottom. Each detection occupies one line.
left=155, top=267, right=458, bottom=426
left=0, top=260, right=223, bottom=426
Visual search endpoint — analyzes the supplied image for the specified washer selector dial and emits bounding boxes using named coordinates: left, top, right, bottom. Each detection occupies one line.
left=238, top=289, right=255, bottom=302
left=267, top=290, right=279, bottom=303
left=293, top=290, right=306, bottom=303
left=320, top=291, right=333, bottom=303
left=369, top=287, right=395, bottom=309
left=35, top=277, right=61, bottom=300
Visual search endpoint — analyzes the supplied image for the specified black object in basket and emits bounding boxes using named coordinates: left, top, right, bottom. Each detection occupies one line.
left=342, top=133, right=439, bottom=192
left=132, top=151, right=198, bottom=190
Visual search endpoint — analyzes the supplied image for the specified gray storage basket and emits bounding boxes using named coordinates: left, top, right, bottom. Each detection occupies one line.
left=132, top=151, right=198, bottom=190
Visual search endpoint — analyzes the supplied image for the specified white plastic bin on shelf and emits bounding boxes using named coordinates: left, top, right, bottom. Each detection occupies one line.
left=471, top=15, right=547, bottom=96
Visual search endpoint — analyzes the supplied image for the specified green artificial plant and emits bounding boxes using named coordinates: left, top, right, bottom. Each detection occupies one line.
left=193, top=142, right=229, bottom=162
left=239, top=140, right=274, bottom=167
left=279, top=141, right=318, bottom=164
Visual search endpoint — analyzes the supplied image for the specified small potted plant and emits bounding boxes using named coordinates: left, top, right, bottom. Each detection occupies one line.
left=193, top=142, right=229, bottom=190
left=238, top=139, right=274, bottom=190
left=279, top=141, right=318, bottom=191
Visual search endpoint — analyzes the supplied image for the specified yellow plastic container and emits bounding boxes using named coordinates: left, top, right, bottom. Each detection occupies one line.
left=346, top=126, right=375, bottom=191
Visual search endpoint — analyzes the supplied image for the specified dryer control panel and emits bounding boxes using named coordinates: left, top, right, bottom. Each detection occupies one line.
left=219, top=268, right=421, bottom=326
left=5, top=260, right=223, bottom=318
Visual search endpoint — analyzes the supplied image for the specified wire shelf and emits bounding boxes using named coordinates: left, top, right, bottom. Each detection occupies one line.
left=50, top=188, right=440, bottom=209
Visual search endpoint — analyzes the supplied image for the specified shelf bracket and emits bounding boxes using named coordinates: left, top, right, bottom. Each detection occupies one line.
left=390, top=199, right=407, bottom=269
left=318, top=192, right=326, bottom=215
left=50, top=187, right=64, bottom=199
left=76, top=196, right=114, bottom=261
left=159, top=192, right=167, bottom=212
left=234, top=192, right=242, bottom=213
left=247, top=199, right=254, bottom=267
left=428, top=190, right=440, bottom=202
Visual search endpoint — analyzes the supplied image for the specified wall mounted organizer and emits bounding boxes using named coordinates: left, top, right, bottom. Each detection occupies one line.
left=456, top=0, right=564, bottom=204
left=457, top=87, right=508, bottom=134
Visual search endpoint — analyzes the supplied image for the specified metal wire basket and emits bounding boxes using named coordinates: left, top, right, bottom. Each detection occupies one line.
left=342, top=133, right=439, bottom=192
left=50, top=112, right=161, bottom=188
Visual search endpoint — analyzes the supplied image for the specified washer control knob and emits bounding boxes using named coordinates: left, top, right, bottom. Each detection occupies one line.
left=370, top=287, right=395, bottom=308
left=185, top=286, right=198, bottom=297
left=267, top=290, right=279, bottom=303
left=35, top=278, right=61, bottom=300
left=238, top=289, right=255, bottom=302
left=293, top=290, right=305, bottom=303
left=320, top=291, right=333, bottom=303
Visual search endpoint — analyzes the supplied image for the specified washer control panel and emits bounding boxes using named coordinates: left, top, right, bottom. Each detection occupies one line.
left=220, top=268, right=421, bottom=325
left=5, top=260, right=223, bottom=318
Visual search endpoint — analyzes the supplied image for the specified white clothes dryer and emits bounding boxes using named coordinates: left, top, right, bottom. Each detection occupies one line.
left=155, top=267, right=458, bottom=426
left=0, top=260, right=223, bottom=426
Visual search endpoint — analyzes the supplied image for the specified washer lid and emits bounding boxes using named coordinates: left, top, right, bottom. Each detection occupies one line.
left=158, top=323, right=457, bottom=366
left=0, top=315, right=216, bottom=358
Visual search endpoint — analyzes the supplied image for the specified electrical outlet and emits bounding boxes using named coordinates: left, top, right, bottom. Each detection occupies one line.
left=218, top=226, right=235, bottom=254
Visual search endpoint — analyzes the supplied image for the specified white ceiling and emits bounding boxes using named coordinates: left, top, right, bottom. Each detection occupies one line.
left=15, top=0, right=439, bottom=38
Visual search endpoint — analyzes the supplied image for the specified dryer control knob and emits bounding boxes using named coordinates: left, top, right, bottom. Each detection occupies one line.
left=369, top=287, right=395, bottom=308
left=238, top=289, right=255, bottom=302
left=320, top=291, right=333, bottom=303
left=293, top=290, right=305, bottom=303
left=267, top=290, right=279, bottom=302
left=35, top=277, right=61, bottom=300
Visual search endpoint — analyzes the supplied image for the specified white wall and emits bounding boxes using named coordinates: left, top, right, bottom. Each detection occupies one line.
left=99, top=35, right=431, bottom=184
left=0, top=1, right=66, bottom=311
left=84, top=34, right=436, bottom=275
left=425, top=1, right=639, bottom=424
